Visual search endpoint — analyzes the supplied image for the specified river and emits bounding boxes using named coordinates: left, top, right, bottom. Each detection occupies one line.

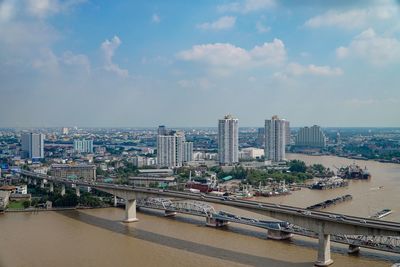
left=0, top=154, right=399, bottom=267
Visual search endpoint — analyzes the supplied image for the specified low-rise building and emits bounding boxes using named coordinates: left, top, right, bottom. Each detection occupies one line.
left=51, top=164, right=96, bottom=181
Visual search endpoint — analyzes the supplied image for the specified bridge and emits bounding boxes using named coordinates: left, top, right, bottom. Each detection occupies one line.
left=134, top=197, right=400, bottom=254
left=17, top=170, right=400, bottom=266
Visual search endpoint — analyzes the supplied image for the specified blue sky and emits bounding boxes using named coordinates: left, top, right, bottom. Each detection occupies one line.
left=0, top=0, right=399, bottom=127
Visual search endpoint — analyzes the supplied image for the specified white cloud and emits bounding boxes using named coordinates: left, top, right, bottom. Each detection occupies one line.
left=61, top=51, right=90, bottom=73
left=336, top=28, right=400, bottom=65
left=218, top=0, right=275, bottom=14
left=152, top=13, right=160, bottom=23
left=197, top=16, right=236, bottom=30
left=26, top=0, right=86, bottom=18
left=0, top=0, right=15, bottom=21
left=286, top=63, right=343, bottom=76
left=177, top=39, right=286, bottom=71
left=256, top=21, right=270, bottom=33
left=101, top=36, right=128, bottom=77
left=304, top=4, right=398, bottom=29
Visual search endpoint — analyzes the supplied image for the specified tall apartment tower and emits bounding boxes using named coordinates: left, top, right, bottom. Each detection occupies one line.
left=21, top=133, right=45, bottom=159
left=265, top=115, right=286, bottom=162
left=158, top=125, right=167, bottom=136
left=73, top=139, right=94, bottom=153
left=157, top=127, right=192, bottom=168
left=295, top=125, right=326, bottom=148
left=284, top=120, right=290, bottom=146
left=218, top=114, right=239, bottom=165
left=183, top=141, right=194, bottom=162
left=257, top=127, right=265, bottom=148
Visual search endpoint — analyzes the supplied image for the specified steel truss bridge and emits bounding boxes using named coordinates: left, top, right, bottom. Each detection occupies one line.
left=137, top=197, right=400, bottom=254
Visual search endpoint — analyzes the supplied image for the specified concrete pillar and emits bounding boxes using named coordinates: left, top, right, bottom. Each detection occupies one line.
left=164, top=210, right=177, bottom=217
left=28, top=178, right=32, bottom=184
left=61, top=184, right=66, bottom=196
left=33, top=179, right=37, bottom=186
left=75, top=186, right=80, bottom=197
left=205, top=217, right=229, bottom=227
left=113, top=195, right=118, bottom=207
left=49, top=182, right=54, bottom=193
left=124, top=198, right=138, bottom=222
left=267, top=229, right=293, bottom=240
left=315, top=232, right=333, bottom=266
left=348, top=244, right=360, bottom=254
left=40, top=180, right=45, bottom=189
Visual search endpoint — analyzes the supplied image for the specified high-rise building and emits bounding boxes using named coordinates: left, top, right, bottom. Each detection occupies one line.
left=265, top=115, right=286, bottom=162
left=21, top=133, right=45, bottom=159
left=73, top=139, right=94, bottom=153
left=183, top=141, right=193, bottom=162
left=295, top=125, right=326, bottom=148
left=284, top=120, right=291, bottom=146
left=157, top=127, right=191, bottom=168
left=256, top=127, right=265, bottom=148
left=158, top=125, right=167, bottom=136
left=218, top=115, right=239, bottom=165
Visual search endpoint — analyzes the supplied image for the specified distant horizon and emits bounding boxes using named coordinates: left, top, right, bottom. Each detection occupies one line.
left=1, top=125, right=400, bottom=130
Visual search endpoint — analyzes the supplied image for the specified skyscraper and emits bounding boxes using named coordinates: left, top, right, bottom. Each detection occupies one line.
left=73, top=139, right=94, bottom=153
left=183, top=141, right=194, bottom=162
left=158, top=125, right=167, bottom=136
left=157, top=127, right=192, bottom=168
left=265, top=115, right=286, bottom=162
left=218, top=114, right=239, bottom=165
left=21, top=133, right=45, bottom=159
left=257, top=127, right=265, bottom=148
left=295, top=125, right=326, bottom=148
left=284, top=120, right=291, bottom=146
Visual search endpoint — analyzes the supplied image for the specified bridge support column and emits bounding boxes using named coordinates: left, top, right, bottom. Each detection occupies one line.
left=49, top=182, right=54, bottom=193
left=124, top=199, right=138, bottom=223
left=40, top=180, right=45, bottom=189
left=28, top=178, right=32, bottom=184
left=267, top=229, right=293, bottom=240
left=205, top=217, right=229, bottom=227
left=113, top=195, right=118, bottom=207
left=164, top=210, right=177, bottom=217
left=75, top=186, right=80, bottom=197
left=61, top=184, right=65, bottom=196
left=348, top=244, right=360, bottom=254
left=33, top=179, right=37, bottom=186
left=315, top=232, right=333, bottom=266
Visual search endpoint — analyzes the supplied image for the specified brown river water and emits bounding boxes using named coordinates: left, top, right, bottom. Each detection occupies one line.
left=0, top=154, right=399, bottom=267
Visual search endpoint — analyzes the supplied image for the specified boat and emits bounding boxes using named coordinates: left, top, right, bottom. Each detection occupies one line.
left=337, top=163, right=371, bottom=179
left=370, top=209, right=392, bottom=219
left=185, top=171, right=217, bottom=193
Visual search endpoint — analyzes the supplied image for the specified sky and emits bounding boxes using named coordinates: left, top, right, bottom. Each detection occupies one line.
left=0, top=0, right=400, bottom=128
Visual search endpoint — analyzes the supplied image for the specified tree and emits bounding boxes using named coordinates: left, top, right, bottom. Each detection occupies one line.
left=288, top=160, right=307, bottom=173
left=22, top=200, right=31, bottom=209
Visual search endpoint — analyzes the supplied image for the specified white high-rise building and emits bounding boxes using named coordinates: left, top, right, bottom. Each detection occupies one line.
left=265, top=115, right=287, bottom=162
left=73, top=139, right=94, bottom=153
left=157, top=129, right=188, bottom=168
left=295, top=125, right=326, bottom=148
left=21, top=133, right=45, bottom=159
left=218, top=115, right=239, bottom=165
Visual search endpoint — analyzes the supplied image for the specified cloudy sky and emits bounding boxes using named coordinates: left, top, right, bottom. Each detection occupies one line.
left=0, top=0, right=399, bottom=127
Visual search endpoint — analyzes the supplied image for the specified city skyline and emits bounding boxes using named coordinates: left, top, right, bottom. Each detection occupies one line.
left=1, top=0, right=400, bottom=127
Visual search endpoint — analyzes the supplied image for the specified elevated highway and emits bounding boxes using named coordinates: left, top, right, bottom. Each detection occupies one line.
left=18, top=170, right=400, bottom=266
